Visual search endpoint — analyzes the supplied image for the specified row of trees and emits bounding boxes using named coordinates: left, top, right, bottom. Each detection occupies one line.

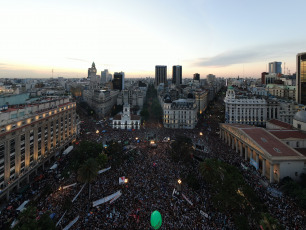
left=141, top=84, right=163, bottom=121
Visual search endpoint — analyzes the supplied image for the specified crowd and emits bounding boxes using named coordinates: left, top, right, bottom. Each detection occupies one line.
left=1, top=97, right=306, bottom=229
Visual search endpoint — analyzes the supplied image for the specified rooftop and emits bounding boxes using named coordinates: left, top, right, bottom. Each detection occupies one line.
left=267, top=119, right=293, bottom=129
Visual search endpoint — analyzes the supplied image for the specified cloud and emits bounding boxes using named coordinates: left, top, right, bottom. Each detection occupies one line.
left=191, top=40, right=306, bottom=68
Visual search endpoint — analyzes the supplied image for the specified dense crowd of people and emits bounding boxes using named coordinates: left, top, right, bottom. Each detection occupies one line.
left=1, top=96, right=306, bottom=229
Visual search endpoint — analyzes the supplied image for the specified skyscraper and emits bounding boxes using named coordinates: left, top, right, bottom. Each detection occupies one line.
left=172, top=65, right=182, bottom=86
left=155, top=65, right=167, bottom=87
left=193, top=73, right=200, bottom=81
left=269, top=61, right=282, bottom=74
left=113, top=72, right=125, bottom=90
left=296, top=52, right=306, bottom=104
left=88, top=62, right=97, bottom=78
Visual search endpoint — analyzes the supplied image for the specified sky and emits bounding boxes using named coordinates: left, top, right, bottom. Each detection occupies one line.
left=0, top=0, right=306, bottom=79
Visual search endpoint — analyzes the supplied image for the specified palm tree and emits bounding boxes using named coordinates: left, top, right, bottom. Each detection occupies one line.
left=77, top=158, right=99, bottom=200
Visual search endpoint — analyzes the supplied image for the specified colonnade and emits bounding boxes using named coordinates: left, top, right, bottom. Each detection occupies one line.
left=220, top=128, right=277, bottom=183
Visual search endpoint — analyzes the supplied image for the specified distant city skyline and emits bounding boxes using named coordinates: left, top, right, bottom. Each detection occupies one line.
left=1, top=0, right=306, bottom=78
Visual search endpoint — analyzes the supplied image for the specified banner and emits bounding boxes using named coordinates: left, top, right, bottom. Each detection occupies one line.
left=56, top=210, right=67, bottom=227
left=72, top=183, right=86, bottom=203
left=182, top=193, right=193, bottom=206
left=62, top=183, right=77, bottom=190
left=63, top=215, right=79, bottom=230
left=119, top=176, right=125, bottom=184
left=250, top=158, right=259, bottom=170
left=241, top=163, right=248, bottom=170
left=109, top=192, right=122, bottom=204
left=93, top=190, right=122, bottom=207
left=98, top=166, right=111, bottom=174
left=200, top=210, right=209, bottom=218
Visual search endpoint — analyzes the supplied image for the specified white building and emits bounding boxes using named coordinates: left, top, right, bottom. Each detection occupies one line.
left=117, top=87, right=145, bottom=109
left=163, top=97, right=197, bottom=129
left=224, top=86, right=279, bottom=126
left=112, top=104, right=141, bottom=130
left=293, top=110, right=306, bottom=132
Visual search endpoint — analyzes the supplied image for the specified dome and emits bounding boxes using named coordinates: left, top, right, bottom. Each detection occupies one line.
left=163, top=94, right=172, bottom=103
left=187, top=92, right=194, bottom=99
left=293, top=110, right=306, bottom=123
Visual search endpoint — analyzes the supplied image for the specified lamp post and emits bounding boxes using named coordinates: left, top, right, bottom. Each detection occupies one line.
left=177, top=179, right=182, bottom=192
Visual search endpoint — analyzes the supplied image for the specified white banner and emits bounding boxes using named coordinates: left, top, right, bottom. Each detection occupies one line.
left=63, top=215, right=79, bottom=230
left=72, top=183, right=86, bottom=203
left=200, top=210, right=209, bottom=218
left=56, top=210, right=67, bottom=227
left=182, top=193, right=193, bottom=206
left=119, top=176, right=125, bottom=184
left=92, top=190, right=122, bottom=207
left=109, top=192, right=122, bottom=204
left=62, top=183, right=77, bottom=190
left=98, top=166, right=111, bottom=174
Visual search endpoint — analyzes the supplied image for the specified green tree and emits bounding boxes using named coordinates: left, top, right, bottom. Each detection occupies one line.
left=97, top=152, right=108, bottom=168
left=13, top=206, right=55, bottom=230
left=170, top=136, right=194, bottom=163
left=77, top=158, right=99, bottom=199
left=259, top=213, right=283, bottom=230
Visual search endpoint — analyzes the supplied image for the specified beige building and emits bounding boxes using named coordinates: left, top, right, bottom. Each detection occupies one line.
left=0, top=98, right=77, bottom=200
left=266, top=84, right=296, bottom=100
left=220, top=123, right=306, bottom=183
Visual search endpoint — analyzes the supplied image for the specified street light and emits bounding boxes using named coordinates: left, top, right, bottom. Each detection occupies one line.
left=199, top=132, right=203, bottom=136
left=96, top=130, right=99, bottom=134
left=135, top=137, right=138, bottom=140
left=178, top=179, right=182, bottom=184
left=124, top=179, right=128, bottom=183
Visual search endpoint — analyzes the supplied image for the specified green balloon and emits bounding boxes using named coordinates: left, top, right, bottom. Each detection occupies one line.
left=150, top=210, right=162, bottom=229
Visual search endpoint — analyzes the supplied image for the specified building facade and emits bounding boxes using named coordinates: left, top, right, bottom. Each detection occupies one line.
left=88, top=62, right=97, bottom=79
left=163, top=98, right=197, bottom=129
left=117, top=87, right=145, bottom=109
left=155, top=65, right=167, bottom=87
left=269, top=61, right=282, bottom=74
left=112, top=104, right=141, bottom=130
left=220, top=123, right=306, bottom=183
left=113, top=72, right=125, bottom=91
left=172, top=65, right=182, bottom=86
left=0, top=98, right=77, bottom=200
left=296, top=52, right=306, bottom=104
left=193, top=73, right=200, bottom=81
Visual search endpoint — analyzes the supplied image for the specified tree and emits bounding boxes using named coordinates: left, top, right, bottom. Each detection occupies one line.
left=259, top=213, right=283, bottom=230
left=97, top=152, right=108, bottom=168
left=170, top=136, right=194, bottom=163
left=77, top=158, right=99, bottom=199
left=13, top=206, right=55, bottom=230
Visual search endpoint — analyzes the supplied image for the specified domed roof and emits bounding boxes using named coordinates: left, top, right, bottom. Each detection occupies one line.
left=163, top=94, right=172, bottom=103
left=293, top=110, right=306, bottom=123
left=187, top=92, right=194, bottom=99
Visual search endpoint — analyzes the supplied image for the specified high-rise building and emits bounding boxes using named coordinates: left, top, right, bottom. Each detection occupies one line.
left=296, top=52, right=306, bottom=104
left=207, top=74, right=216, bottom=84
left=193, top=73, right=200, bottom=81
left=113, top=72, right=125, bottom=90
left=0, top=98, right=77, bottom=200
left=155, top=65, right=167, bottom=87
left=101, top=69, right=108, bottom=84
left=172, top=65, right=182, bottom=86
left=88, top=62, right=97, bottom=78
left=269, top=61, right=282, bottom=74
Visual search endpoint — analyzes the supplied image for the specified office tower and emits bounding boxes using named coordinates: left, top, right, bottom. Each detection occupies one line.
left=113, top=72, right=125, bottom=90
left=193, top=73, right=200, bottom=81
left=101, top=69, right=109, bottom=84
left=172, top=65, right=182, bottom=86
left=207, top=74, right=216, bottom=84
left=155, top=65, right=167, bottom=87
left=88, top=62, right=97, bottom=78
left=296, top=52, right=306, bottom=104
left=261, top=72, right=268, bottom=85
left=0, top=98, right=77, bottom=200
left=269, top=62, right=282, bottom=74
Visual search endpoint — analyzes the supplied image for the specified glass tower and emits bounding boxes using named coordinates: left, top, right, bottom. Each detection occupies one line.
left=296, top=52, right=306, bottom=104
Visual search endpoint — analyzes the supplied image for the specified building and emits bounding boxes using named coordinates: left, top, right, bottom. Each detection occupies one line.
left=194, top=90, right=208, bottom=114
left=207, top=74, right=216, bottom=84
left=0, top=98, right=77, bottom=200
left=296, top=52, right=306, bottom=104
left=220, top=123, right=306, bottom=183
left=269, top=61, right=282, bottom=74
left=163, top=97, right=197, bottom=129
left=88, top=62, right=97, bottom=79
left=172, top=65, right=182, bottom=86
left=293, top=110, right=306, bottom=131
left=155, top=66, right=167, bottom=87
left=193, top=73, right=200, bottom=81
left=266, top=84, right=296, bottom=100
left=113, top=72, right=125, bottom=91
left=117, top=87, right=145, bottom=110
left=224, top=86, right=279, bottom=126
left=83, top=89, right=119, bottom=118
left=112, top=104, right=141, bottom=130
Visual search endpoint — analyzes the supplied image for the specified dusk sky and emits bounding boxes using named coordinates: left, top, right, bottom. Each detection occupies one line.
left=1, top=0, right=305, bottom=78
